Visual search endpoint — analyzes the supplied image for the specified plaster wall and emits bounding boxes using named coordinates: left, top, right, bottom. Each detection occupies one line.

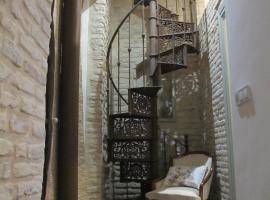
left=225, top=0, right=270, bottom=199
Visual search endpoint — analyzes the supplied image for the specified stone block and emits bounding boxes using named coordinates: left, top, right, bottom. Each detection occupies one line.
left=17, top=180, right=42, bottom=197
left=0, top=138, right=13, bottom=156
left=2, top=39, right=23, bottom=67
left=25, top=62, right=47, bottom=85
left=23, top=0, right=42, bottom=24
left=0, top=84, right=20, bottom=108
left=0, top=185, right=13, bottom=200
left=0, top=162, right=11, bottom=179
left=32, top=119, right=45, bottom=139
left=14, top=162, right=42, bottom=178
left=28, top=144, right=44, bottom=160
left=10, top=113, right=31, bottom=134
left=16, top=143, right=28, bottom=158
left=0, top=61, right=11, bottom=81
left=21, top=95, right=45, bottom=119
left=20, top=34, right=43, bottom=61
left=13, top=73, right=36, bottom=96
left=31, top=26, right=50, bottom=54
left=0, top=14, right=19, bottom=39
left=0, top=109, right=8, bottom=131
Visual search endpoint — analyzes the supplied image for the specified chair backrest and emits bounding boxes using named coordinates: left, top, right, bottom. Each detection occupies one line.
left=173, top=152, right=213, bottom=175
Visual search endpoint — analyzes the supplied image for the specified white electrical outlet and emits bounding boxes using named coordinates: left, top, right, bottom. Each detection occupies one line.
left=235, top=85, right=252, bottom=106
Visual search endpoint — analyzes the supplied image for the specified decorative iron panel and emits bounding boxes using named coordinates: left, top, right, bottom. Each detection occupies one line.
left=159, top=33, right=194, bottom=53
left=120, top=162, right=151, bottom=182
left=159, top=20, right=194, bottom=36
left=110, top=140, right=151, bottom=161
left=129, top=91, right=152, bottom=116
left=159, top=48, right=185, bottom=65
left=158, top=5, right=172, bottom=19
left=111, top=118, right=152, bottom=140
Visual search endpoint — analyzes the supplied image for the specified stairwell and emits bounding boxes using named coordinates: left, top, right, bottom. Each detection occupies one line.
left=106, top=0, right=199, bottom=199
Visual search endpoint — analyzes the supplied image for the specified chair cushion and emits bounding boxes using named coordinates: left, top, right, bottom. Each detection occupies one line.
left=163, top=165, right=207, bottom=189
left=146, top=187, right=201, bottom=200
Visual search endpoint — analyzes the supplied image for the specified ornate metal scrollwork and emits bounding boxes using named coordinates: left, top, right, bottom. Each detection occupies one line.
left=158, top=5, right=173, bottom=19
left=111, top=117, right=152, bottom=139
left=159, top=33, right=194, bottom=53
left=159, top=48, right=185, bottom=65
left=129, top=91, right=152, bottom=116
left=110, top=140, right=151, bottom=161
left=159, top=20, right=194, bottom=36
left=121, top=162, right=151, bottom=182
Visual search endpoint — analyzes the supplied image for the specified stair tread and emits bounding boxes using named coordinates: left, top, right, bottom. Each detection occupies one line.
left=158, top=62, right=187, bottom=74
left=110, top=112, right=151, bottom=119
left=159, top=31, right=198, bottom=38
left=109, top=137, right=152, bottom=141
left=159, top=18, right=195, bottom=25
left=159, top=43, right=198, bottom=56
left=129, top=86, right=161, bottom=97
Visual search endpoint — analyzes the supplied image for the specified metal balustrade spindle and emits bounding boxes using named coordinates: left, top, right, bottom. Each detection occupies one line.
left=117, top=32, right=121, bottom=113
left=128, top=15, right=131, bottom=89
left=111, top=50, right=114, bottom=114
left=157, top=1, right=160, bottom=62
left=189, top=0, right=193, bottom=24
left=142, top=0, right=146, bottom=86
left=183, top=0, right=187, bottom=32
left=176, top=0, right=179, bottom=15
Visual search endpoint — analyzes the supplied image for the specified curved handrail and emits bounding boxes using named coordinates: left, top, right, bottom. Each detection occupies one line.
left=106, top=0, right=144, bottom=105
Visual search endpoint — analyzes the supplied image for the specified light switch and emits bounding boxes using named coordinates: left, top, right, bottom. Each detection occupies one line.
left=235, top=85, right=252, bottom=106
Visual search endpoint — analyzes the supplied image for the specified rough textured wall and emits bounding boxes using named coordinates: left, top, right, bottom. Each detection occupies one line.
left=0, top=0, right=52, bottom=199
left=198, top=0, right=232, bottom=199
left=110, top=0, right=147, bottom=113
left=78, top=0, right=110, bottom=200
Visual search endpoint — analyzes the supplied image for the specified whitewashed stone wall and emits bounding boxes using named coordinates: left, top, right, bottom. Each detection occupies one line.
left=110, top=0, right=147, bottom=113
left=199, top=0, right=232, bottom=199
left=79, top=0, right=111, bottom=200
left=0, top=0, right=53, bottom=199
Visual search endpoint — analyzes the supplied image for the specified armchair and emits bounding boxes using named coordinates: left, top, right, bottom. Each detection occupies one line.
left=146, top=152, right=214, bottom=200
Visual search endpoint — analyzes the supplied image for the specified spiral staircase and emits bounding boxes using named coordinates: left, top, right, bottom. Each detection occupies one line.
left=106, top=0, right=198, bottom=199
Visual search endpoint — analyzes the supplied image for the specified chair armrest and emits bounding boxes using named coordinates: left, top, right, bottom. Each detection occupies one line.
left=152, top=177, right=165, bottom=189
left=199, top=168, right=214, bottom=200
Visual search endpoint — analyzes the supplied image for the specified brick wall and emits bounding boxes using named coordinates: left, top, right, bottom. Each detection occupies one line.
left=78, top=0, right=111, bottom=199
left=198, top=0, right=232, bottom=199
left=0, top=0, right=52, bottom=199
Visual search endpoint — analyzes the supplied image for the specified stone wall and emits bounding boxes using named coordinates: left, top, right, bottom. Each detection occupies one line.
left=198, top=0, right=232, bottom=199
left=78, top=0, right=111, bottom=200
left=0, top=0, right=52, bottom=199
left=110, top=0, right=147, bottom=113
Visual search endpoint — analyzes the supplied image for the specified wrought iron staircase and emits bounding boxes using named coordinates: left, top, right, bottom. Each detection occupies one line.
left=106, top=0, right=198, bottom=199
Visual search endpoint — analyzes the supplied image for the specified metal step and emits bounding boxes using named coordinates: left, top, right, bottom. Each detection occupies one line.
left=159, top=31, right=198, bottom=38
left=108, top=140, right=151, bottom=162
left=129, top=86, right=161, bottom=97
left=109, top=117, right=152, bottom=140
left=159, top=43, right=198, bottom=57
left=120, top=161, right=152, bottom=182
left=158, top=62, right=187, bottom=74
left=110, top=113, right=151, bottom=119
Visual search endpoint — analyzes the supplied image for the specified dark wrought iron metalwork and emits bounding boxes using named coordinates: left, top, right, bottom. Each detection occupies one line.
left=106, top=0, right=198, bottom=198
left=159, top=47, right=185, bottom=65
left=110, top=140, right=151, bottom=161
left=121, top=162, right=151, bottom=182
left=159, top=33, right=194, bottom=53
left=159, top=19, right=194, bottom=36
left=129, top=91, right=152, bottom=116
left=158, top=4, right=172, bottom=19
left=110, top=117, right=152, bottom=140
